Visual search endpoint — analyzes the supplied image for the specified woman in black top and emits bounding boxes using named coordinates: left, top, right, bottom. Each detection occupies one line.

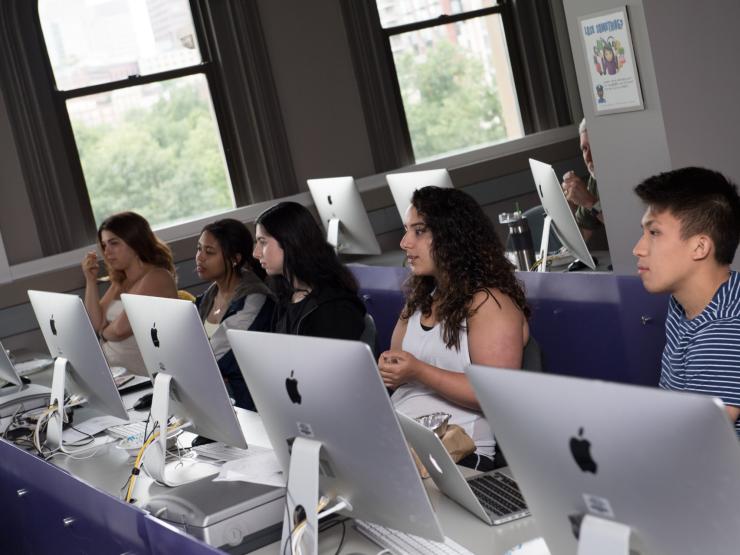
left=253, top=202, right=366, bottom=339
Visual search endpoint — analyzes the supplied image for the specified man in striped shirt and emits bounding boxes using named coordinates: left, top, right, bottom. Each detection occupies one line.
left=633, top=167, right=740, bottom=437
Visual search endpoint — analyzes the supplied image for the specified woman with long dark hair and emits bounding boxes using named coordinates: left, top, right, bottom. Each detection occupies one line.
left=378, top=187, right=529, bottom=469
left=252, top=202, right=366, bottom=339
left=194, top=218, right=275, bottom=410
left=82, top=211, right=178, bottom=376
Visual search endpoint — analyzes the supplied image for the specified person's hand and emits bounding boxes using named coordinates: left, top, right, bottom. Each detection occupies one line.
left=81, top=251, right=100, bottom=282
left=562, top=171, right=597, bottom=208
left=378, top=350, right=421, bottom=389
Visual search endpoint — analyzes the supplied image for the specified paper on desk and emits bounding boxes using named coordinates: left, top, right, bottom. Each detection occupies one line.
left=504, top=538, right=551, bottom=555
left=14, top=358, right=54, bottom=376
left=234, top=406, right=273, bottom=449
left=213, top=445, right=286, bottom=488
left=64, top=411, right=148, bottom=439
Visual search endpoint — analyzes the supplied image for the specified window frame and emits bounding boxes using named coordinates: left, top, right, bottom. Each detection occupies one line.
left=342, top=0, right=576, bottom=171
left=377, top=2, right=533, bottom=160
left=36, top=0, right=243, bottom=230
left=0, top=0, right=297, bottom=260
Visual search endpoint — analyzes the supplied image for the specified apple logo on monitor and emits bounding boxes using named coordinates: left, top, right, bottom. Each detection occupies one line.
left=50, top=315, right=57, bottom=336
left=570, top=427, right=597, bottom=473
left=285, top=370, right=302, bottom=404
left=150, top=323, right=160, bottom=348
left=327, top=195, right=333, bottom=206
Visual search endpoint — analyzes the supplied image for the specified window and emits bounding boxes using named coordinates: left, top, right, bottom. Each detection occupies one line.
left=38, top=0, right=233, bottom=228
left=343, top=0, right=575, bottom=170
left=376, top=0, right=522, bottom=162
left=0, top=0, right=295, bottom=258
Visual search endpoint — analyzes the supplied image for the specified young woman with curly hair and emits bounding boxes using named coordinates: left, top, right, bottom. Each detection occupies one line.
left=81, top=211, right=178, bottom=377
left=378, top=186, right=529, bottom=470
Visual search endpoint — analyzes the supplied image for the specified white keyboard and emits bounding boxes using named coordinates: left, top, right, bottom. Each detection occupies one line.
left=354, top=519, right=474, bottom=555
left=191, top=442, right=251, bottom=462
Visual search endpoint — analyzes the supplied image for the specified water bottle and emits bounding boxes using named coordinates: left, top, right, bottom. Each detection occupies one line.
left=499, top=211, right=535, bottom=271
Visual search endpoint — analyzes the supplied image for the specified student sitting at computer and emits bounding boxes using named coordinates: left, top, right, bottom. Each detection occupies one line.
left=194, top=219, right=275, bottom=410
left=82, top=211, right=178, bottom=376
left=633, top=167, right=740, bottom=436
left=379, top=186, right=530, bottom=470
left=253, top=202, right=367, bottom=339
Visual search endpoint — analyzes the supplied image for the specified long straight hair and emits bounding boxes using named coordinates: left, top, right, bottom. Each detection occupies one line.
left=98, top=212, right=175, bottom=284
left=255, top=202, right=358, bottom=301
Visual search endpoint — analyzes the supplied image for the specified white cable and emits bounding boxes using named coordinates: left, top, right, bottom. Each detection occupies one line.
left=317, top=498, right=352, bottom=520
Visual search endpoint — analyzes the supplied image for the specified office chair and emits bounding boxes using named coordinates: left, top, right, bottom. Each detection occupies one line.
left=360, top=313, right=379, bottom=359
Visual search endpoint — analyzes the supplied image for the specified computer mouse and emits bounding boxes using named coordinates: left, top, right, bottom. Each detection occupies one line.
left=567, top=259, right=589, bottom=272
left=191, top=435, right=216, bottom=447
left=133, top=392, right=153, bottom=411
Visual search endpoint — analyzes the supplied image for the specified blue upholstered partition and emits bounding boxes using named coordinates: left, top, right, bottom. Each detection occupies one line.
left=350, top=266, right=669, bottom=386
left=0, top=440, right=223, bottom=554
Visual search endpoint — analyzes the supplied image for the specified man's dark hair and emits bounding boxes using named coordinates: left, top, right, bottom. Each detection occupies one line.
left=634, top=167, right=740, bottom=265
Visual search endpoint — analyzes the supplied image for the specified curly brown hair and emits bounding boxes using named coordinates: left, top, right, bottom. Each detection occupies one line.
left=401, top=186, right=529, bottom=350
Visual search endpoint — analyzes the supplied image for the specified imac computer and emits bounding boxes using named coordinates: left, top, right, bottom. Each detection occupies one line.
left=27, top=290, right=129, bottom=451
left=306, top=176, right=381, bottom=255
left=121, top=293, right=247, bottom=487
left=386, top=169, right=454, bottom=221
left=0, top=341, right=51, bottom=417
left=227, top=330, right=444, bottom=555
left=466, top=365, right=740, bottom=555
left=528, top=158, right=595, bottom=272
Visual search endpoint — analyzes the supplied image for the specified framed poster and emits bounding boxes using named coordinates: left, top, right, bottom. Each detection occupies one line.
left=578, top=7, right=644, bottom=115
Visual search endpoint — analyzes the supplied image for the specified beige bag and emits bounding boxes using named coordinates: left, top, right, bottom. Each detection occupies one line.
left=411, top=424, right=476, bottom=478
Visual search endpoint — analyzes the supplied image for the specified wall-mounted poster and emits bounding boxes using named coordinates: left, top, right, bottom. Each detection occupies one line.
left=578, top=7, right=644, bottom=115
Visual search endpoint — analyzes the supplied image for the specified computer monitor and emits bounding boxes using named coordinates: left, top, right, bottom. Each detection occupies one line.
left=386, top=169, right=454, bottom=221
left=528, top=159, right=595, bottom=271
left=27, top=290, right=129, bottom=450
left=227, top=330, right=444, bottom=554
left=306, top=176, right=381, bottom=255
left=121, top=293, right=247, bottom=486
left=466, top=365, right=740, bottom=555
left=0, top=341, right=51, bottom=418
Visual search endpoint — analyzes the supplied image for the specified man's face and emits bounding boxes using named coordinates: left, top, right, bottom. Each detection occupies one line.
left=633, top=207, right=697, bottom=294
left=580, top=131, right=594, bottom=178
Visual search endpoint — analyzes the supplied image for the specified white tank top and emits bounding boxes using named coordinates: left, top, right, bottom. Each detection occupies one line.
left=101, top=300, right=148, bottom=377
left=391, top=310, right=494, bottom=456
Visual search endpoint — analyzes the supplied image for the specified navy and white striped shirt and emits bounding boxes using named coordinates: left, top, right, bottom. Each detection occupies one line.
left=660, top=271, right=740, bottom=437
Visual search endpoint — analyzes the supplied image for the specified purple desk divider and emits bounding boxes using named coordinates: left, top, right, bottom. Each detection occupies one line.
left=517, top=271, right=668, bottom=385
left=0, top=439, right=223, bottom=554
left=350, top=266, right=669, bottom=386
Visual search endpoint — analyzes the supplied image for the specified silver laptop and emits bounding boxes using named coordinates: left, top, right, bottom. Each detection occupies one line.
left=396, top=411, right=529, bottom=526
left=466, top=365, right=740, bottom=555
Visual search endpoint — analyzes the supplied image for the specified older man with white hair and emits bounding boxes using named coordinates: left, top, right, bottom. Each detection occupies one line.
left=561, top=118, right=604, bottom=242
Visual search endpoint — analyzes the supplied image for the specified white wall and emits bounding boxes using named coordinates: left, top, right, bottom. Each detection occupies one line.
left=562, top=0, right=740, bottom=274
left=563, top=0, right=671, bottom=274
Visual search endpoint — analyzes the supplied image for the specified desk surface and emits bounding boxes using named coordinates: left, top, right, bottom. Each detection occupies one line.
left=7, top=362, right=544, bottom=555
left=248, top=468, right=541, bottom=555
left=38, top=393, right=543, bottom=554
